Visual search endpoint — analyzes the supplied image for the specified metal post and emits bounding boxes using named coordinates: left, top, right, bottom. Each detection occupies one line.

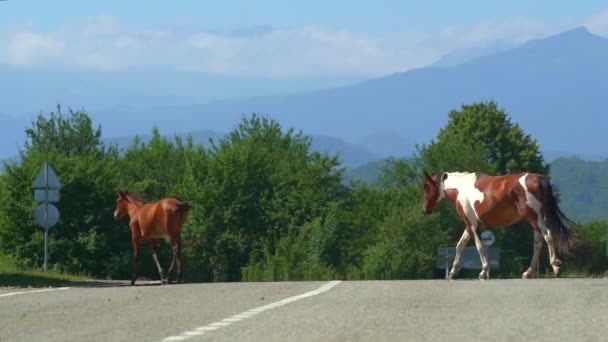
left=44, top=161, right=49, bottom=272
left=445, top=248, right=450, bottom=280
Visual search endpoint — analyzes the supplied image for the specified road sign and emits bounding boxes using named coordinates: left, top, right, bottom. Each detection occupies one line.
left=34, top=203, right=60, bottom=228
left=32, top=161, right=62, bottom=272
left=34, top=189, right=60, bottom=202
left=32, top=162, right=62, bottom=189
left=481, top=230, right=495, bottom=247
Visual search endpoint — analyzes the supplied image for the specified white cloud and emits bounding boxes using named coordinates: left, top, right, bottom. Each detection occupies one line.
left=0, top=14, right=578, bottom=77
left=586, top=10, right=608, bottom=37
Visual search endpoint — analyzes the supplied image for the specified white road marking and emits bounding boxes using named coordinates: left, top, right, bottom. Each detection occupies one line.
left=0, top=287, right=70, bottom=298
left=160, top=280, right=341, bottom=342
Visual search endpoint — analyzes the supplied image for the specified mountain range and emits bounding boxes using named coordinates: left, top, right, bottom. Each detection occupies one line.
left=1, top=26, right=608, bottom=163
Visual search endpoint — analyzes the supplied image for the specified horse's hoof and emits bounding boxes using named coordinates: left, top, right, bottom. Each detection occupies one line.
left=522, top=271, right=534, bottom=279
left=161, top=279, right=168, bottom=285
left=554, top=267, right=562, bottom=278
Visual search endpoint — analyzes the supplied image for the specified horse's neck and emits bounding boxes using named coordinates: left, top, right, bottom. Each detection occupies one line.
left=125, top=196, right=146, bottom=216
left=442, top=172, right=478, bottom=192
left=125, top=195, right=146, bottom=207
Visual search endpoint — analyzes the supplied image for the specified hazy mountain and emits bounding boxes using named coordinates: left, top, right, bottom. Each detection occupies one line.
left=90, top=27, right=608, bottom=158
left=2, top=27, right=608, bottom=162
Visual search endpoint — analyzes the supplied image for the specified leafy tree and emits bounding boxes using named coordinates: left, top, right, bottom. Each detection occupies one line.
left=421, top=101, right=548, bottom=175
left=0, top=106, right=125, bottom=277
left=185, top=114, right=345, bottom=281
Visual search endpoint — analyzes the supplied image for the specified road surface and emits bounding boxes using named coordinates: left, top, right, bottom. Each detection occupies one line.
left=1, top=279, right=607, bottom=341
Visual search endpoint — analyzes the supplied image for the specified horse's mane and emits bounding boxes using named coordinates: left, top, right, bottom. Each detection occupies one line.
left=124, top=192, right=148, bottom=204
left=124, top=192, right=188, bottom=204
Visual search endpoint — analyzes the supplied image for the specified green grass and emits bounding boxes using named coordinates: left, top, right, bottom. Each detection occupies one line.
left=0, top=254, right=89, bottom=288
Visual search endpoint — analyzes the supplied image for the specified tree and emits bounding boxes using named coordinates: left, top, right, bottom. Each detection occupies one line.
left=182, top=114, right=345, bottom=281
left=421, top=101, right=548, bottom=175
left=0, top=106, right=126, bottom=277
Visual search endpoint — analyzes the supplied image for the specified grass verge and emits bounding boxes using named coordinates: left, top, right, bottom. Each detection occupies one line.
left=0, top=253, right=89, bottom=288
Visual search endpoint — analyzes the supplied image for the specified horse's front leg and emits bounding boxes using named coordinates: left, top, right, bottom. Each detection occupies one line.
left=523, top=230, right=543, bottom=279
left=449, top=230, right=471, bottom=280
left=471, top=225, right=490, bottom=280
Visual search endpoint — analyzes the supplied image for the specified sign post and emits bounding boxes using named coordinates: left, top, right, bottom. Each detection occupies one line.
left=32, top=161, right=61, bottom=271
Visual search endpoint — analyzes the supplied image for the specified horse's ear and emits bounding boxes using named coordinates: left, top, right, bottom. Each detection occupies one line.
left=423, top=171, right=434, bottom=183
left=118, top=191, right=126, bottom=199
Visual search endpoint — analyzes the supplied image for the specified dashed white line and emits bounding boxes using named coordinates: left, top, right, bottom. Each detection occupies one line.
left=0, top=287, right=70, bottom=298
left=160, top=280, right=341, bottom=342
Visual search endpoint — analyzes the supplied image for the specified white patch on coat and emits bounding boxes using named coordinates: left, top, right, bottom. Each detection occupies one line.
left=518, top=174, right=544, bottom=231
left=442, top=172, right=485, bottom=225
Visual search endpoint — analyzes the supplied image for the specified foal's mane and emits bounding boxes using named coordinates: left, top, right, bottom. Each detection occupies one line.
left=124, top=192, right=186, bottom=204
left=123, top=192, right=148, bottom=204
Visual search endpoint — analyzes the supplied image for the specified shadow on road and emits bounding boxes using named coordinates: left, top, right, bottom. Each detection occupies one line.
left=62, top=279, right=168, bottom=288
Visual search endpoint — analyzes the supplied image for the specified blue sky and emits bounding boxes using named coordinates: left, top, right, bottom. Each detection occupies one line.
left=2, top=1, right=607, bottom=32
left=1, top=1, right=608, bottom=77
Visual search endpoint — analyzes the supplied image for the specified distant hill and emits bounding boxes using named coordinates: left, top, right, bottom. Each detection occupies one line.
left=91, top=27, right=608, bottom=160
left=550, top=157, right=608, bottom=222
left=344, top=159, right=390, bottom=184
left=2, top=27, right=608, bottom=161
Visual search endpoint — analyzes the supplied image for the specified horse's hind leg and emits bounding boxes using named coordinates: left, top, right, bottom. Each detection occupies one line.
left=167, top=240, right=181, bottom=284
left=543, top=229, right=562, bottom=277
left=176, top=241, right=182, bottom=284
left=523, top=229, right=543, bottom=279
left=449, top=230, right=470, bottom=280
left=131, top=236, right=140, bottom=286
left=149, top=239, right=166, bottom=284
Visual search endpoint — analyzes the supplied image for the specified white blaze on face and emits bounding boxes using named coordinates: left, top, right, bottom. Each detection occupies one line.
left=443, top=172, right=485, bottom=225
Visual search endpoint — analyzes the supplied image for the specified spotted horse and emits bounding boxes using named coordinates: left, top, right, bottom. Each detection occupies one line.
left=422, top=171, right=575, bottom=280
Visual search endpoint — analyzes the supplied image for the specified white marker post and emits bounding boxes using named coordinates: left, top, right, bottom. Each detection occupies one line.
left=480, top=230, right=495, bottom=278
left=32, top=161, right=61, bottom=271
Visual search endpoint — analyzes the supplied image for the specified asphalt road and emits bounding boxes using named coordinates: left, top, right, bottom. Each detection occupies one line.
left=1, top=278, right=607, bottom=341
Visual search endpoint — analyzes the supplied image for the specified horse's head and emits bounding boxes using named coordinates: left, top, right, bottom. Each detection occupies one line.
left=422, top=171, right=446, bottom=215
left=114, top=191, right=131, bottom=221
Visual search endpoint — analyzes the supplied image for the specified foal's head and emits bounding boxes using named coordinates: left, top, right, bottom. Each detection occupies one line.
left=114, top=191, right=132, bottom=221
left=422, top=172, right=446, bottom=215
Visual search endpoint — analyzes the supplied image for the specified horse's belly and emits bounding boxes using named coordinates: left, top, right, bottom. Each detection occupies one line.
left=140, top=222, right=167, bottom=239
left=476, top=202, right=522, bottom=227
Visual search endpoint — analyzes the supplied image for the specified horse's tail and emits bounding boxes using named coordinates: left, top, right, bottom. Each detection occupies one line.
left=539, top=177, right=575, bottom=254
left=177, top=201, right=193, bottom=214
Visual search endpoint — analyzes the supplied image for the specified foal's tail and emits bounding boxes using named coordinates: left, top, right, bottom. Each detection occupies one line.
left=172, top=196, right=193, bottom=214
left=539, top=177, right=575, bottom=254
left=177, top=201, right=193, bottom=214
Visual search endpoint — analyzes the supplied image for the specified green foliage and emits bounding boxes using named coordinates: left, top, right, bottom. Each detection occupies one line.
left=207, top=115, right=343, bottom=280
left=564, top=220, right=608, bottom=275
left=420, top=101, right=547, bottom=174
left=0, top=102, right=602, bottom=282
left=0, top=106, right=125, bottom=277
